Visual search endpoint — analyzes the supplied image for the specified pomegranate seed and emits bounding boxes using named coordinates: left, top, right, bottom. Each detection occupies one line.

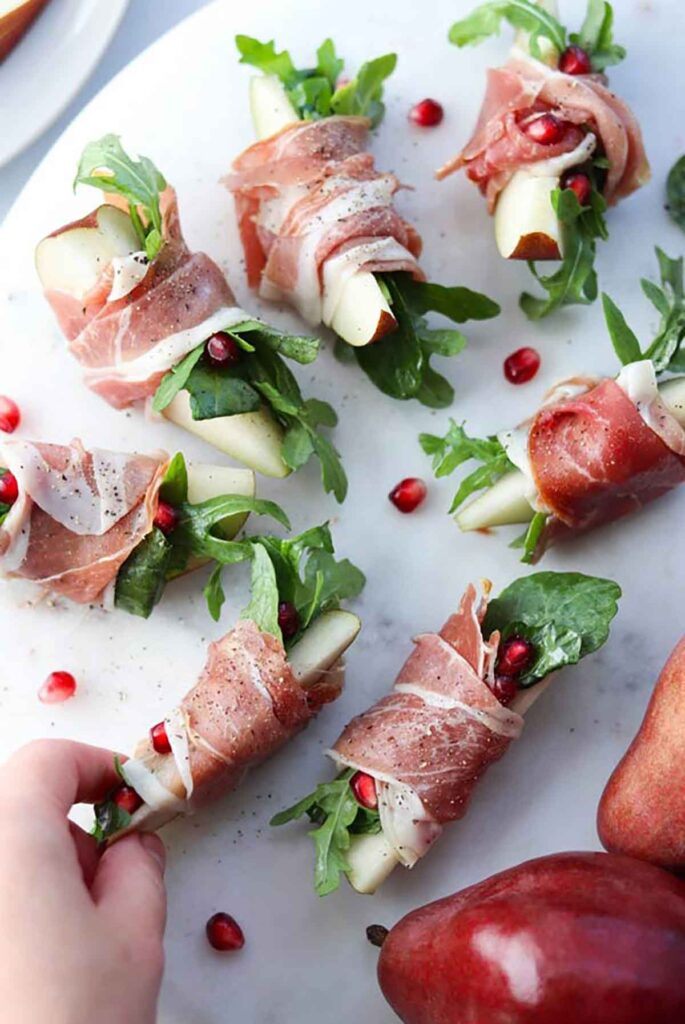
left=389, top=477, right=427, bottom=514
left=112, top=784, right=143, bottom=816
left=206, top=912, right=245, bottom=952
left=522, top=113, right=567, bottom=146
left=350, top=771, right=378, bottom=810
left=0, top=470, right=18, bottom=505
left=206, top=332, right=241, bottom=366
left=150, top=721, right=171, bottom=755
left=504, top=347, right=541, bottom=385
left=0, top=396, right=20, bottom=434
left=561, top=171, right=592, bottom=206
left=497, top=636, right=536, bottom=678
left=278, top=601, right=300, bottom=640
left=153, top=500, right=178, bottom=535
left=409, top=98, right=444, bottom=127
left=38, top=670, right=77, bottom=704
left=491, top=675, right=519, bottom=706
left=559, top=45, right=592, bottom=75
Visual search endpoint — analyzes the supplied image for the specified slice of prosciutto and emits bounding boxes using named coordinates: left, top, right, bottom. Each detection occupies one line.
left=225, top=116, right=424, bottom=325
left=114, top=618, right=342, bottom=835
left=40, top=189, right=248, bottom=409
left=0, top=438, right=166, bottom=603
left=329, top=584, right=523, bottom=867
left=438, top=54, right=650, bottom=212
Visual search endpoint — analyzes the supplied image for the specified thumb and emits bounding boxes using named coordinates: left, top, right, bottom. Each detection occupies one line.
left=92, top=833, right=167, bottom=944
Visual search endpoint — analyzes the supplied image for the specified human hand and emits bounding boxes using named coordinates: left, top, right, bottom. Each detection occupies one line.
left=0, top=739, right=167, bottom=1024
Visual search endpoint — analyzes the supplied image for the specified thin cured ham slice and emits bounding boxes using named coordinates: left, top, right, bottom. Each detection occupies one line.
left=225, top=116, right=423, bottom=324
left=0, top=439, right=166, bottom=603
left=330, top=585, right=522, bottom=866
left=41, top=189, right=246, bottom=409
left=528, top=373, right=685, bottom=535
left=111, top=618, right=342, bottom=833
left=438, top=55, right=650, bottom=212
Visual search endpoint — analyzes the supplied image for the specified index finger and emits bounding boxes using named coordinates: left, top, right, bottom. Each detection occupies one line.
left=1, top=739, right=123, bottom=817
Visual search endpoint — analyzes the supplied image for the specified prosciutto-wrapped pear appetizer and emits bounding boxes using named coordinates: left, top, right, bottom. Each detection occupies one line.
left=439, top=0, right=650, bottom=319
left=273, top=572, right=620, bottom=895
left=35, top=136, right=347, bottom=499
left=226, top=37, right=500, bottom=407
left=0, top=438, right=363, bottom=620
left=92, top=561, right=362, bottom=842
left=422, top=249, right=685, bottom=561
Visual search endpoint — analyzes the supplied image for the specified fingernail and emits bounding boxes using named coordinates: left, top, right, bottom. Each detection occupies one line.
left=140, top=832, right=166, bottom=873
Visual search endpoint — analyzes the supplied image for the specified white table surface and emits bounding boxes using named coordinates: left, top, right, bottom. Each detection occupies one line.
left=0, top=0, right=208, bottom=222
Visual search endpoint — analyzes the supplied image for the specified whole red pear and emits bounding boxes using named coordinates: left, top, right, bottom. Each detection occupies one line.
left=598, top=636, right=685, bottom=869
left=377, top=852, right=685, bottom=1024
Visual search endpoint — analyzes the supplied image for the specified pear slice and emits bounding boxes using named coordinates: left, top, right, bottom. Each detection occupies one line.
left=35, top=205, right=139, bottom=299
left=289, top=610, right=361, bottom=688
left=186, top=463, right=255, bottom=539
left=162, top=390, right=289, bottom=479
left=495, top=171, right=563, bottom=261
left=249, top=74, right=299, bottom=140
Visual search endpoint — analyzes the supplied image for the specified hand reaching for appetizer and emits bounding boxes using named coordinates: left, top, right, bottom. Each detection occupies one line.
left=0, top=740, right=167, bottom=1024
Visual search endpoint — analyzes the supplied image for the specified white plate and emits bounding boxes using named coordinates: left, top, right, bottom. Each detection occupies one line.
left=0, top=1, right=684, bottom=1021
left=0, top=0, right=129, bottom=167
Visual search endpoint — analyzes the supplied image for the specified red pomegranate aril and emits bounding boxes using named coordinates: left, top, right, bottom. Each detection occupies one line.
left=561, top=170, right=592, bottom=206
left=497, top=636, right=536, bottom=678
left=206, top=912, right=245, bottom=952
left=206, top=332, right=241, bottom=366
left=0, top=396, right=20, bottom=434
left=491, top=675, right=519, bottom=706
left=559, top=45, right=592, bottom=75
left=38, top=670, right=77, bottom=704
left=278, top=601, right=300, bottom=640
left=153, top=500, right=178, bottom=535
left=0, top=470, right=18, bottom=505
left=350, top=771, right=378, bottom=810
left=150, top=721, right=172, bottom=755
left=522, top=113, right=567, bottom=145
left=504, top=347, right=540, bottom=385
left=389, top=477, right=427, bottom=514
left=409, top=98, right=444, bottom=127
left=112, top=784, right=143, bottom=816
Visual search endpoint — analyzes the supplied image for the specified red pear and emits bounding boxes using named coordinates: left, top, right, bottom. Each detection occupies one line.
left=377, top=852, right=685, bottom=1024
left=598, top=636, right=685, bottom=869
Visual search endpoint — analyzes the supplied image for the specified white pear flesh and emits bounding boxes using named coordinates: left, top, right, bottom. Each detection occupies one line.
left=289, top=610, right=361, bottom=689
left=495, top=171, right=563, bottom=261
left=35, top=205, right=140, bottom=299
left=249, top=73, right=394, bottom=347
left=513, top=0, right=560, bottom=67
left=186, top=463, right=255, bottom=539
left=162, top=390, right=289, bottom=479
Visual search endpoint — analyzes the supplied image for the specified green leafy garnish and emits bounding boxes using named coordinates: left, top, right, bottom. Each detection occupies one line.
left=74, top=134, right=167, bottom=260
left=114, top=528, right=174, bottom=618
left=271, top=769, right=380, bottom=896
left=449, top=0, right=625, bottom=70
left=241, top=542, right=281, bottom=638
left=354, top=273, right=500, bottom=406
left=483, top=571, right=621, bottom=686
left=236, top=35, right=396, bottom=128
left=666, top=156, right=685, bottom=234
left=152, top=321, right=345, bottom=501
left=420, top=420, right=515, bottom=512
left=91, top=797, right=132, bottom=844
left=602, top=247, right=685, bottom=372
left=520, top=184, right=608, bottom=321
left=510, top=511, right=548, bottom=564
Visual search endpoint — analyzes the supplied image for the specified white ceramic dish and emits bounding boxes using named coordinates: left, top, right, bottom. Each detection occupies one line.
left=0, top=0, right=129, bottom=167
left=1, top=1, right=684, bottom=1020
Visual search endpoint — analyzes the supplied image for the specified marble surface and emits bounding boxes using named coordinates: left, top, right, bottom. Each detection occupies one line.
left=1, top=1, right=684, bottom=1020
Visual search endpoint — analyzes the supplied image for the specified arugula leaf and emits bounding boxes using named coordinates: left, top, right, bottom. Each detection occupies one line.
left=74, top=135, right=167, bottom=259
left=449, top=0, right=567, bottom=59
left=570, top=0, right=625, bottom=71
left=510, top=511, right=548, bottom=564
left=420, top=420, right=514, bottom=513
left=159, top=452, right=188, bottom=506
left=241, top=542, right=281, bottom=638
left=91, top=797, right=133, bottom=844
left=666, top=156, right=685, bottom=233
left=185, top=364, right=261, bottom=420
left=271, top=769, right=380, bottom=896
left=355, top=273, right=499, bottom=406
left=520, top=185, right=607, bottom=321
left=483, top=571, right=621, bottom=686
left=114, top=528, right=174, bottom=618
left=236, top=35, right=396, bottom=128
left=151, top=345, right=206, bottom=413
left=602, top=247, right=685, bottom=372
